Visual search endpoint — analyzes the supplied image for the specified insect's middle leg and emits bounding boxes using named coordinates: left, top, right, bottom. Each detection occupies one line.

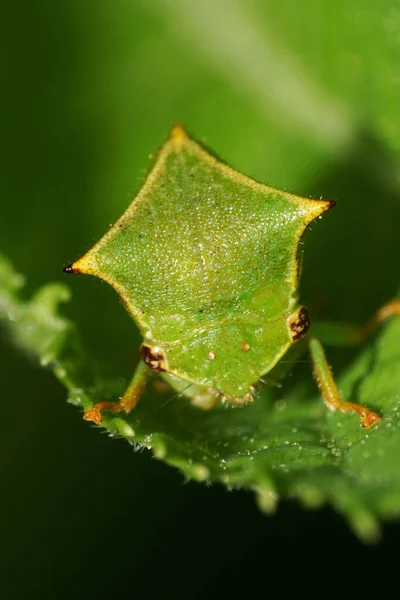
left=83, top=360, right=148, bottom=424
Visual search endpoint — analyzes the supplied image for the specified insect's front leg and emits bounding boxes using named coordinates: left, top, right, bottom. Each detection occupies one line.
left=83, top=360, right=148, bottom=424
left=308, top=336, right=380, bottom=428
left=308, top=300, right=400, bottom=427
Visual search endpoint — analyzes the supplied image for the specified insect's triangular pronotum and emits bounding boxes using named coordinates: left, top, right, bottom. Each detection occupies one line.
left=64, top=127, right=385, bottom=431
left=64, top=126, right=333, bottom=337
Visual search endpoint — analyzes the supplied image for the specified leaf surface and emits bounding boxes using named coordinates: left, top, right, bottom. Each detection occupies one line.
left=2, top=253, right=400, bottom=541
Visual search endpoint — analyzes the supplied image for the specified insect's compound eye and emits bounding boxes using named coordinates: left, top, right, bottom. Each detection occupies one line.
left=287, top=306, right=310, bottom=341
left=140, top=344, right=168, bottom=372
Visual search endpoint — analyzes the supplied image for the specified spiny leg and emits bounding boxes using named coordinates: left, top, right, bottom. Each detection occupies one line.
left=308, top=337, right=380, bottom=428
left=83, top=361, right=148, bottom=424
left=308, top=299, right=400, bottom=427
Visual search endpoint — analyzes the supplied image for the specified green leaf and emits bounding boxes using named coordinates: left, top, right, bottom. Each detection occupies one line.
left=2, top=253, right=400, bottom=542
left=0, top=255, right=93, bottom=410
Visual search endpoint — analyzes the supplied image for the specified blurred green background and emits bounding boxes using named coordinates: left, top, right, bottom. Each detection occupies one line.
left=2, top=1, right=400, bottom=596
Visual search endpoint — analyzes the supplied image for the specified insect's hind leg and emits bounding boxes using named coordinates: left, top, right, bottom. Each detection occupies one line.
left=83, top=360, right=148, bottom=424
left=312, top=299, right=400, bottom=346
left=361, top=299, right=400, bottom=338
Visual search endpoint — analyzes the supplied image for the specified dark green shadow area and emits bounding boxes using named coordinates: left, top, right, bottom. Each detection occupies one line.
left=300, top=130, right=400, bottom=383
left=302, top=130, right=400, bottom=321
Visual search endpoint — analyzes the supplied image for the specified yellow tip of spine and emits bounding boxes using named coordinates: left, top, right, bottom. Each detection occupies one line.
left=170, top=124, right=188, bottom=146
left=69, top=252, right=97, bottom=276
left=296, top=198, right=335, bottom=225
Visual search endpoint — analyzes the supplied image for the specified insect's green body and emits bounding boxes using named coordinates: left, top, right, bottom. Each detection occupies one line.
left=72, top=127, right=330, bottom=406
left=67, top=126, right=384, bottom=427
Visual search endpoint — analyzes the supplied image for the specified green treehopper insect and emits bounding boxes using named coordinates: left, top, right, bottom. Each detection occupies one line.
left=64, top=126, right=400, bottom=428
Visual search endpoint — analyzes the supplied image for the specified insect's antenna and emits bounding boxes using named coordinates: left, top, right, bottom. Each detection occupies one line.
left=279, top=359, right=312, bottom=364
left=153, top=383, right=195, bottom=413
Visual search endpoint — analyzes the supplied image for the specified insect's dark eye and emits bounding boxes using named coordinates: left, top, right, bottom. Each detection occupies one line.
left=287, top=306, right=310, bottom=341
left=140, top=344, right=167, bottom=372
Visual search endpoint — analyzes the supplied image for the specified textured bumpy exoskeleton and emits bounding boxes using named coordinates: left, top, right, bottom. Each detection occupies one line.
left=64, top=126, right=400, bottom=427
